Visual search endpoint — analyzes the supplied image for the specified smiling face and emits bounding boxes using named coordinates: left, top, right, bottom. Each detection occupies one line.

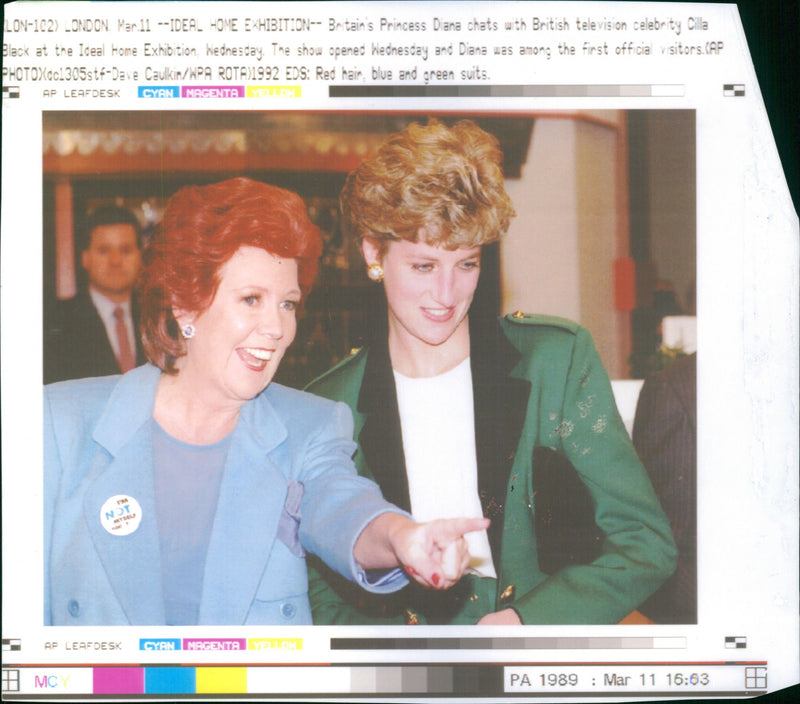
left=363, top=237, right=481, bottom=375
left=174, top=246, right=300, bottom=408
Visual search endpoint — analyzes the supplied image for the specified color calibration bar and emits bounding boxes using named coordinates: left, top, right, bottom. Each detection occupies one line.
left=331, top=636, right=687, bottom=649
left=329, top=84, right=685, bottom=97
left=3, top=662, right=766, bottom=697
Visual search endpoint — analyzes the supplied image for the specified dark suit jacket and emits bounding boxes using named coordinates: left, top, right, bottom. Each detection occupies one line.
left=307, top=312, right=677, bottom=625
left=632, top=353, right=697, bottom=624
left=43, top=291, right=146, bottom=384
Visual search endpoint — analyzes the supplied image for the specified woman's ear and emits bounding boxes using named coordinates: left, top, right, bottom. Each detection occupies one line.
left=171, top=306, right=195, bottom=330
left=360, top=236, right=382, bottom=266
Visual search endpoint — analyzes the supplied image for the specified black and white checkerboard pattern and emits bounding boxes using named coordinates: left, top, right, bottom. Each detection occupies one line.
left=723, top=83, right=745, bottom=97
left=725, top=636, right=747, bottom=649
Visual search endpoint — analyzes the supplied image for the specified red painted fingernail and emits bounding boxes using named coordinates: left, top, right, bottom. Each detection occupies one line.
left=404, top=565, right=418, bottom=577
left=432, top=573, right=441, bottom=586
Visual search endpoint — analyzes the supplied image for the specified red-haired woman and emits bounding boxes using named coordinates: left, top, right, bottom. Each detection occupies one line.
left=43, top=178, right=486, bottom=626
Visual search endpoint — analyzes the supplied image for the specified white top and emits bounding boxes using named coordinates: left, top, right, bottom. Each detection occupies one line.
left=393, top=357, right=497, bottom=578
left=89, top=287, right=135, bottom=361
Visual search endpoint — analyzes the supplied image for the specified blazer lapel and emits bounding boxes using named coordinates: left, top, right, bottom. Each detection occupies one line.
left=85, top=365, right=165, bottom=624
left=357, top=335, right=411, bottom=511
left=355, top=312, right=532, bottom=558
left=70, top=293, right=121, bottom=377
left=355, top=313, right=532, bottom=552
left=198, top=395, right=288, bottom=625
left=131, top=295, right=147, bottom=367
left=470, top=315, right=531, bottom=562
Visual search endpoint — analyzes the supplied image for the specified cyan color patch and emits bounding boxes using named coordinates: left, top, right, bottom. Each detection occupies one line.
left=145, top=667, right=196, bottom=694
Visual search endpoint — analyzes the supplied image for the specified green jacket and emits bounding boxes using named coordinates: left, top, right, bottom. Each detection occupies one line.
left=306, top=313, right=677, bottom=625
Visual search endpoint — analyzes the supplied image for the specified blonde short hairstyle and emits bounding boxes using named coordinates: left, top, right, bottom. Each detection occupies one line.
left=340, top=119, right=515, bottom=252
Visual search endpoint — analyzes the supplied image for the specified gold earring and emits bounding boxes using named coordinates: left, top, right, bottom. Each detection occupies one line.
left=367, top=263, right=384, bottom=282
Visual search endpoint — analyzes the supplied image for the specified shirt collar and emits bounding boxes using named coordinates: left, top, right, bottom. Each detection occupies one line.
left=89, top=286, right=131, bottom=321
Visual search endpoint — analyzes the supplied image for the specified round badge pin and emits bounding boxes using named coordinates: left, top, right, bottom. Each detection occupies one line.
left=100, top=494, right=142, bottom=536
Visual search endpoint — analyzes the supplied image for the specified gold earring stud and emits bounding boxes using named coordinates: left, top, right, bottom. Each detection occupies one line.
left=367, top=263, right=384, bottom=282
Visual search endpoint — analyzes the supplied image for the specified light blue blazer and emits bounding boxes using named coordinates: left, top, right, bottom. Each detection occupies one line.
left=44, top=364, right=407, bottom=626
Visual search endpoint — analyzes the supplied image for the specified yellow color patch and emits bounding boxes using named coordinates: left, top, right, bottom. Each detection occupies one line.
left=196, top=667, right=247, bottom=694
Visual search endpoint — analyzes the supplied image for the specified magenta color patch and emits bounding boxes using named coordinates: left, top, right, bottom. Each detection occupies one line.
left=93, top=667, right=145, bottom=694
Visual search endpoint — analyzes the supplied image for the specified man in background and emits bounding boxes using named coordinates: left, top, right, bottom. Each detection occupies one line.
left=632, top=353, right=697, bottom=624
left=44, top=205, right=146, bottom=384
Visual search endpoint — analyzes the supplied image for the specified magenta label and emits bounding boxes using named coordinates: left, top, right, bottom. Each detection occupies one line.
left=182, top=638, right=247, bottom=651
left=181, top=86, right=244, bottom=98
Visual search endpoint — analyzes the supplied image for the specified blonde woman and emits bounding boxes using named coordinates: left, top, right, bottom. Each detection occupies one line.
left=307, top=120, right=676, bottom=625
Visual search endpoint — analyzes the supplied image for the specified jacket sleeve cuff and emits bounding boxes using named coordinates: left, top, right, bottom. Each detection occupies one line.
left=348, top=508, right=411, bottom=594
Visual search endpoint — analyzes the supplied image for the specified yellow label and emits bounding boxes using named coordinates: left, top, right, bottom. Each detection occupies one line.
left=246, top=85, right=301, bottom=98
left=248, top=638, right=303, bottom=651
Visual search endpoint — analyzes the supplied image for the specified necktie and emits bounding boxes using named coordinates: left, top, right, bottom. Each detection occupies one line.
left=113, top=306, right=136, bottom=373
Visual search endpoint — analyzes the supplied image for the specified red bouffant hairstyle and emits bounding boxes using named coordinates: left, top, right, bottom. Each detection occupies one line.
left=138, top=177, right=322, bottom=373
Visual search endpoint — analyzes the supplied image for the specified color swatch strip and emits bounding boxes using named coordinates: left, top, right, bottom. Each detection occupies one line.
left=92, top=667, right=248, bottom=694
left=23, top=665, right=485, bottom=695
left=328, top=84, right=685, bottom=97
left=330, top=636, right=686, bottom=649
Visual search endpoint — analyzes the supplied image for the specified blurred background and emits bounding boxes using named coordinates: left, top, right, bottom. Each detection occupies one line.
left=42, top=109, right=696, bottom=396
